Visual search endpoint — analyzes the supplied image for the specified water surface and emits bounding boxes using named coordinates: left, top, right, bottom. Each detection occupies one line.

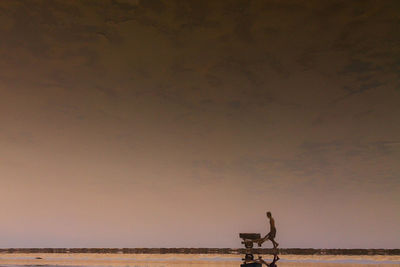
left=0, top=253, right=399, bottom=267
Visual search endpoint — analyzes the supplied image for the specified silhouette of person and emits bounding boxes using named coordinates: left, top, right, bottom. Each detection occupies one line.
left=258, top=211, right=279, bottom=248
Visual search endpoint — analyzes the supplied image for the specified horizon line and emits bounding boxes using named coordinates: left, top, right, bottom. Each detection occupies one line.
left=0, top=248, right=398, bottom=255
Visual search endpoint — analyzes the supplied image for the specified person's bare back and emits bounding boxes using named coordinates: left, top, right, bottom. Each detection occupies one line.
left=270, top=216, right=276, bottom=231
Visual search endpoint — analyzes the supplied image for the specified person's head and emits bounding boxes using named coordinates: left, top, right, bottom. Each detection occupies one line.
left=266, top=211, right=271, bottom=218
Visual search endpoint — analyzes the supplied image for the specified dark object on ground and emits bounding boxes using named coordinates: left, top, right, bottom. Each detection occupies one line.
left=35, top=257, right=42, bottom=259
left=240, top=233, right=261, bottom=249
left=240, top=233, right=261, bottom=240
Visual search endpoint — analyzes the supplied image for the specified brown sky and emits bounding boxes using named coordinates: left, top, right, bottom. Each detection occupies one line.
left=0, top=0, right=399, bottom=248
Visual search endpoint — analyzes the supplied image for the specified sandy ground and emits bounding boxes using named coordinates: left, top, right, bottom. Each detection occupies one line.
left=0, top=253, right=399, bottom=267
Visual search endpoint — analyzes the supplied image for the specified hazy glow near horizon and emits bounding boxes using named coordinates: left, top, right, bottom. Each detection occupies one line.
left=0, top=0, right=399, bottom=248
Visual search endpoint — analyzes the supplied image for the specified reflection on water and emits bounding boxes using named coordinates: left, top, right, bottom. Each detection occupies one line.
left=0, top=254, right=399, bottom=267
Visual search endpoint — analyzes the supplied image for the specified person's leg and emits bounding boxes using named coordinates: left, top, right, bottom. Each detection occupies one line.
left=268, top=254, right=279, bottom=266
left=269, top=231, right=279, bottom=248
left=270, top=237, right=279, bottom=248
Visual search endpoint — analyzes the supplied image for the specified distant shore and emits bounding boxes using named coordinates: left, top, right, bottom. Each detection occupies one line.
left=0, top=248, right=399, bottom=255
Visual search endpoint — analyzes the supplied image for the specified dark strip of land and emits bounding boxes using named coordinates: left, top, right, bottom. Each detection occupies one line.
left=0, top=248, right=399, bottom=255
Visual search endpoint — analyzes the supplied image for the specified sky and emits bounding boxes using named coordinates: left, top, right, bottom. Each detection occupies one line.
left=0, top=0, right=399, bottom=249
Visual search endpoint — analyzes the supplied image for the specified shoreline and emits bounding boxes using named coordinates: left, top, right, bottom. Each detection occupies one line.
left=0, top=248, right=399, bottom=255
